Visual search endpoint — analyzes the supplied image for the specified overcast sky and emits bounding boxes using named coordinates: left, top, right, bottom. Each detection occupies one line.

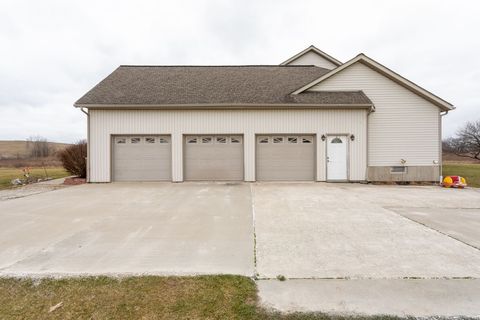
left=1, top=0, right=479, bottom=143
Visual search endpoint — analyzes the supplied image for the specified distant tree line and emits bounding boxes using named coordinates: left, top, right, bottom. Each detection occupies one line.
left=26, top=136, right=52, bottom=158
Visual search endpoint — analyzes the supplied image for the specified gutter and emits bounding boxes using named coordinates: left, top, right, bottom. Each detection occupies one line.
left=438, top=110, right=449, bottom=184
left=74, top=103, right=375, bottom=112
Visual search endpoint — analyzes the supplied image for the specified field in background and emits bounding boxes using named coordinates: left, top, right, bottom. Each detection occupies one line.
left=0, top=140, right=70, bottom=159
left=442, top=152, right=480, bottom=188
left=0, top=167, right=69, bottom=190
left=443, top=163, right=480, bottom=188
left=0, top=140, right=71, bottom=168
left=443, top=151, right=479, bottom=164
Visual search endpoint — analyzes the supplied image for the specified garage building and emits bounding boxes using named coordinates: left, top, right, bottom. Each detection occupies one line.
left=75, top=46, right=454, bottom=183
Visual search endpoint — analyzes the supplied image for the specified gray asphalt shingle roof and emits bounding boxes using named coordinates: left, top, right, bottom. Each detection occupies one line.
left=75, top=65, right=372, bottom=107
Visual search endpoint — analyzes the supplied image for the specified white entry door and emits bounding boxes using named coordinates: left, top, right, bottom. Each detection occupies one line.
left=327, top=136, right=348, bottom=181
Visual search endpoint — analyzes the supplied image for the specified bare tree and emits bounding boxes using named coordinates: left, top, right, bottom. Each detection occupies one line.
left=26, top=136, right=51, bottom=158
left=443, top=120, right=480, bottom=160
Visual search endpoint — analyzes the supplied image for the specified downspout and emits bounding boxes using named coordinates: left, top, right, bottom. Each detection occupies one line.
left=439, top=110, right=449, bottom=184
left=365, top=104, right=375, bottom=182
left=80, top=107, right=90, bottom=183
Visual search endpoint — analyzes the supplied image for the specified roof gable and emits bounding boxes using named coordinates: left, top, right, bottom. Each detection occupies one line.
left=291, top=54, right=454, bottom=111
left=280, top=45, right=342, bottom=69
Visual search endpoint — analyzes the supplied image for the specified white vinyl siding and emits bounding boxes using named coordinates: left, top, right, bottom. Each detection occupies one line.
left=286, top=51, right=338, bottom=69
left=89, top=109, right=367, bottom=182
left=308, top=62, right=441, bottom=167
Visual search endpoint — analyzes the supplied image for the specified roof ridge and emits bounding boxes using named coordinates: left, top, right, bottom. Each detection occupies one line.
left=118, top=65, right=321, bottom=68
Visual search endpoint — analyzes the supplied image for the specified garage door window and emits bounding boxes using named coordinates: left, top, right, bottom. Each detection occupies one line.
left=187, top=137, right=198, bottom=144
left=131, top=137, right=141, bottom=144
left=202, top=137, right=213, bottom=144
left=231, top=137, right=242, bottom=144
left=273, top=137, right=284, bottom=144
left=302, top=137, right=312, bottom=144
left=287, top=137, right=297, bottom=144
left=116, top=137, right=126, bottom=144
left=258, top=137, right=269, bottom=144
left=159, top=137, right=170, bottom=144
left=145, top=137, right=155, bottom=144
left=216, top=137, right=227, bottom=144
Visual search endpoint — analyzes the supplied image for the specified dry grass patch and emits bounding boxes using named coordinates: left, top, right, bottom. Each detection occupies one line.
left=0, top=276, right=405, bottom=320
left=0, top=276, right=257, bottom=320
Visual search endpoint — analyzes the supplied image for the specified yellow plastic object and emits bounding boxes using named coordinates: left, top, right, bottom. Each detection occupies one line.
left=442, top=175, right=467, bottom=188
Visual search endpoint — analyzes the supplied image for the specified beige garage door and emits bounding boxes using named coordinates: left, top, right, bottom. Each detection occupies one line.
left=184, top=135, right=243, bottom=181
left=113, top=136, right=171, bottom=181
left=256, top=135, right=315, bottom=181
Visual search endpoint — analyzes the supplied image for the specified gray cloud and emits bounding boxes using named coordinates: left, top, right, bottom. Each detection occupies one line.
left=0, top=0, right=478, bottom=142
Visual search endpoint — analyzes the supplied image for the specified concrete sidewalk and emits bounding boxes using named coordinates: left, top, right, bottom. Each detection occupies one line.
left=0, top=177, right=69, bottom=201
left=258, top=279, right=480, bottom=317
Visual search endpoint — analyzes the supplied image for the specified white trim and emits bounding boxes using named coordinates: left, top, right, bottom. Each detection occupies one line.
left=291, top=54, right=454, bottom=111
left=280, top=45, right=342, bottom=67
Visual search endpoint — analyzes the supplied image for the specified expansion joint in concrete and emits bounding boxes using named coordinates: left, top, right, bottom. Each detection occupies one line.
left=384, top=206, right=480, bottom=252
left=250, top=184, right=258, bottom=279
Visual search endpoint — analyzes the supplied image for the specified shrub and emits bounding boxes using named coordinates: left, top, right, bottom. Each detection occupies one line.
left=276, top=275, right=286, bottom=281
left=59, top=140, right=87, bottom=178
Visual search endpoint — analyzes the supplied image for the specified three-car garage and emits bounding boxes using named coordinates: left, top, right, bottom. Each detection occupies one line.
left=111, top=134, right=317, bottom=182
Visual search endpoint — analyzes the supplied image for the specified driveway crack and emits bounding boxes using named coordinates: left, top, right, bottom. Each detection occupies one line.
left=384, top=207, right=480, bottom=252
left=250, top=183, right=258, bottom=279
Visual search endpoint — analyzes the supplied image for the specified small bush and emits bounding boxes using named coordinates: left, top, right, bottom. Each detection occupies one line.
left=276, top=275, right=286, bottom=281
left=59, top=140, right=87, bottom=178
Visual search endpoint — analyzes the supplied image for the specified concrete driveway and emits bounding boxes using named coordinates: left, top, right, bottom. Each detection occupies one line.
left=2, top=181, right=480, bottom=316
left=0, top=182, right=253, bottom=276
left=251, top=183, right=480, bottom=316
left=254, top=183, right=480, bottom=279
left=2, top=181, right=480, bottom=279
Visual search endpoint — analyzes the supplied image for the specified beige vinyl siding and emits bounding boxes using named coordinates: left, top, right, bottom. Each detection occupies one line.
left=89, top=109, right=367, bottom=182
left=286, top=51, right=338, bottom=69
left=308, top=62, right=441, bottom=167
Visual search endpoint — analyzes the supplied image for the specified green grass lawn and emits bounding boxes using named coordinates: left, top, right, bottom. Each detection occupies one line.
left=0, top=276, right=400, bottom=320
left=0, top=167, right=69, bottom=190
left=443, top=163, right=480, bottom=188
